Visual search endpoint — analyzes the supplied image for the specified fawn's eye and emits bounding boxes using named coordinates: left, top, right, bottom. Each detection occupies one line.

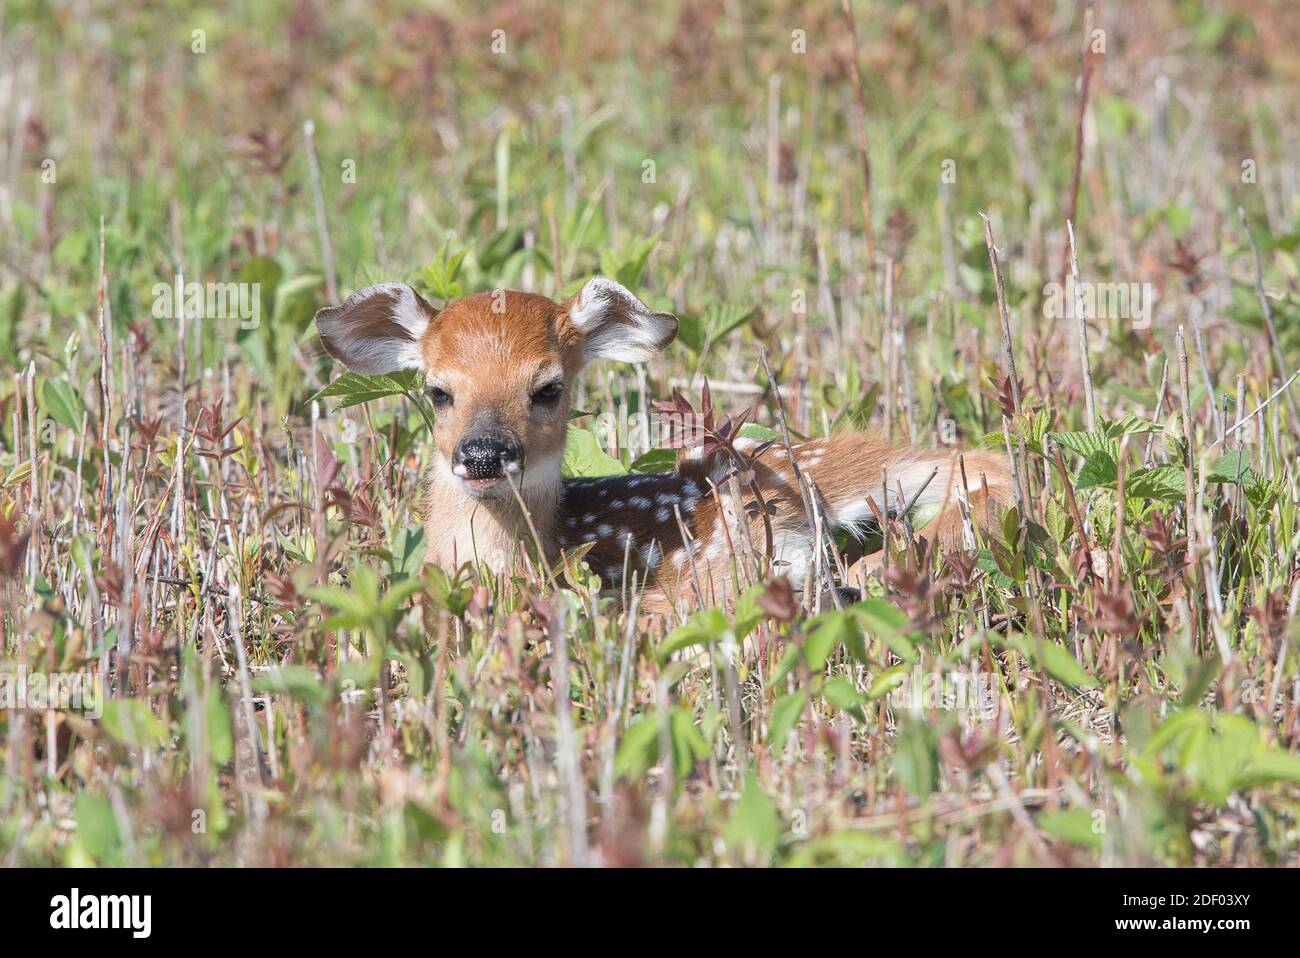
left=532, top=382, right=563, bottom=405
left=429, top=387, right=453, bottom=407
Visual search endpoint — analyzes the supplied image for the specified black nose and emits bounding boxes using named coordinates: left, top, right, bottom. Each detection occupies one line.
left=453, top=434, right=524, bottom=480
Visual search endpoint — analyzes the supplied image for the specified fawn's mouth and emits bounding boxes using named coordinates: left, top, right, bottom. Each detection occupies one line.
left=462, top=476, right=507, bottom=495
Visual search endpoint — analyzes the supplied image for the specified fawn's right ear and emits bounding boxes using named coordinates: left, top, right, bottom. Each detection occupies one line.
left=314, top=283, right=437, bottom=374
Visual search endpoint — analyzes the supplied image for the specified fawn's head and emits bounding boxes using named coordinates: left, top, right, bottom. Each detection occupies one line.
left=314, top=278, right=677, bottom=498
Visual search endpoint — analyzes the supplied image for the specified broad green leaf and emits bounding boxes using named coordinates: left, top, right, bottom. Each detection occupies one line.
left=700, top=302, right=757, bottom=344
left=669, top=708, right=709, bottom=780
left=785, top=831, right=902, bottom=867
left=738, top=423, right=782, bottom=442
left=310, top=370, right=424, bottom=408
left=43, top=377, right=84, bottom=431
left=661, top=608, right=730, bottom=658
left=1238, top=749, right=1300, bottom=790
left=768, top=690, right=806, bottom=751
left=1074, top=450, right=1118, bottom=489
left=804, top=609, right=860, bottom=671
left=629, top=448, right=677, bottom=474
left=615, top=714, right=663, bottom=780
left=1124, top=465, right=1187, bottom=501
left=100, top=699, right=168, bottom=749
left=1207, top=450, right=1259, bottom=487
left=895, top=717, right=938, bottom=799
left=403, top=801, right=450, bottom=843
left=849, top=598, right=916, bottom=662
left=254, top=664, right=329, bottom=708
left=725, top=771, right=781, bottom=863
left=1037, top=808, right=1103, bottom=849
left=868, top=664, right=910, bottom=700
left=1050, top=430, right=1116, bottom=461
left=75, top=793, right=120, bottom=860
left=421, top=241, right=468, bottom=301
left=822, top=676, right=867, bottom=721
left=1001, top=634, right=1099, bottom=689
left=561, top=426, right=626, bottom=478
left=205, top=689, right=234, bottom=765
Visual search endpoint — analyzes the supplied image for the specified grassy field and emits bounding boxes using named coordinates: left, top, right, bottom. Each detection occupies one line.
left=2, top=0, right=1300, bottom=867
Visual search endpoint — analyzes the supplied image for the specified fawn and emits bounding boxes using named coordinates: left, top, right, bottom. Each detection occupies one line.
left=315, top=278, right=1013, bottom=609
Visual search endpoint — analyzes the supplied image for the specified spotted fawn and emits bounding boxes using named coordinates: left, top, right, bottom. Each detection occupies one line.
left=314, top=278, right=1013, bottom=608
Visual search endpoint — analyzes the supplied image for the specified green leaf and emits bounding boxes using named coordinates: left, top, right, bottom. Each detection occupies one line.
left=822, top=676, right=867, bottom=721
left=239, top=255, right=285, bottom=316
left=676, top=313, right=704, bottom=353
left=1182, top=714, right=1260, bottom=806
left=1001, top=634, right=1099, bottom=689
left=629, top=448, right=677, bottom=473
left=725, top=771, right=781, bottom=863
left=1143, top=711, right=1300, bottom=806
left=205, top=689, right=234, bottom=765
left=849, top=598, right=916, bottom=662
left=420, top=240, right=468, bottom=301
left=1207, top=450, right=1259, bottom=487
left=310, top=370, right=424, bottom=409
left=598, top=233, right=660, bottom=289
left=1100, top=415, right=1164, bottom=439
left=253, top=664, right=329, bottom=708
left=1037, top=808, right=1103, bottom=849
left=732, top=583, right=769, bottom=640
left=661, top=607, right=730, bottom=658
left=804, top=609, right=860, bottom=671
left=677, top=302, right=757, bottom=356
left=43, top=377, right=85, bottom=431
left=561, top=426, right=626, bottom=478
left=895, top=717, right=938, bottom=799
left=1074, top=449, right=1118, bottom=489
left=669, top=708, right=709, bottom=780
left=699, top=302, right=757, bottom=345
left=785, top=830, right=902, bottom=867
left=1238, top=749, right=1300, bottom=790
left=389, top=524, right=427, bottom=578
left=99, top=699, right=168, bottom=749
left=1124, top=465, right=1187, bottom=501
left=738, top=423, right=782, bottom=442
left=273, top=273, right=323, bottom=329
left=1050, top=417, right=1160, bottom=464
left=768, top=690, right=806, bottom=751
left=403, top=801, right=450, bottom=843
left=1050, top=430, right=1115, bottom=461
left=868, top=664, right=910, bottom=700
left=615, top=714, right=663, bottom=781
left=75, top=793, right=120, bottom=861
left=0, top=282, right=26, bottom=363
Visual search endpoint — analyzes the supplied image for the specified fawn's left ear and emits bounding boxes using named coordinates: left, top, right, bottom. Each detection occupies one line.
left=566, top=277, right=677, bottom=363
left=314, top=283, right=437, bottom=375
